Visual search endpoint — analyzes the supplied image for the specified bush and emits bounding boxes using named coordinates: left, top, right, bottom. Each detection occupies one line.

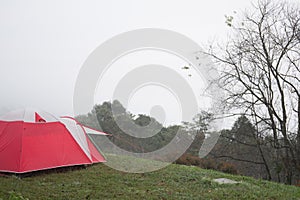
left=199, top=158, right=217, bottom=170
left=217, top=162, right=238, bottom=175
left=175, top=153, right=238, bottom=175
left=175, top=154, right=201, bottom=166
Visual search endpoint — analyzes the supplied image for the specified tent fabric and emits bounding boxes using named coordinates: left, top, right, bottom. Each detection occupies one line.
left=0, top=109, right=106, bottom=173
left=82, top=126, right=110, bottom=136
left=59, top=116, right=107, bottom=163
left=59, top=117, right=92, bottom=160
left=35, top=112, right=46, bottom=123
left=60, top=116, right=109, bottom=136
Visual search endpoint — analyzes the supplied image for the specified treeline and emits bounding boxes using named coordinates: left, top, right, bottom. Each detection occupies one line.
left=76, top=100, right=299, bottom=185
left=77, top=100, right=179, bottom=153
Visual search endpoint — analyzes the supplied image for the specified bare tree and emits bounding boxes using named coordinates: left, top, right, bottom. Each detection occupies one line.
left=207, top=0, right=300, bottom=184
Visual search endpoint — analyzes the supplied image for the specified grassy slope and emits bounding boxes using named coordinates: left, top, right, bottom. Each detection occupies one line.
left=0, top=156, right=299, bottom=200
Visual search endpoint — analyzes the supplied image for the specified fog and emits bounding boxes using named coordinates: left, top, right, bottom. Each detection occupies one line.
left=0, top=0, right=254, bottom=125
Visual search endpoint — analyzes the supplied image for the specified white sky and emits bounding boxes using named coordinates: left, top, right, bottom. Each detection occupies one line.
left=0, top=0, right=256, bottom=125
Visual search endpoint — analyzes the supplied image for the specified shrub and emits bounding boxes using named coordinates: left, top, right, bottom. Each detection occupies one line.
left=199, top=158, right=217, bottom=170
left=175, top=154, right=201, bottom=166
left=217, top=162, right=238, bottom=175
left=175, top=153, right=238, bottom=175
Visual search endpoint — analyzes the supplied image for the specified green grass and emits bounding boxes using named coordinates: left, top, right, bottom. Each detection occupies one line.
left=0, top=155, right=299, bottom=200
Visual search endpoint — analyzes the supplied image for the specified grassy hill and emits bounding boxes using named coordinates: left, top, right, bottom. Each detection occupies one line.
left=0, top=156, right=299, bottom=200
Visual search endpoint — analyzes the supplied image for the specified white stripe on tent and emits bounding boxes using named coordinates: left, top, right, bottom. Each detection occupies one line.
left=59, top=118, right=92, bottom=161
left=82, top=126, right=109, bottom=135
left=59, top=116, right=110, bottom=136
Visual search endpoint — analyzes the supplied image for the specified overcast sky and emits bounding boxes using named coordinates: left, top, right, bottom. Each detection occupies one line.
left=0, top=0, right=261, bottom=125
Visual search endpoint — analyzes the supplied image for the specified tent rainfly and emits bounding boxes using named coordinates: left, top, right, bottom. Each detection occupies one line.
left=0, top=108, right=107, bottom=173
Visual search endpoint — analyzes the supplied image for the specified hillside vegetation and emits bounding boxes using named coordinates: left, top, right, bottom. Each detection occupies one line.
left=0, top=155, right=299, bottom=200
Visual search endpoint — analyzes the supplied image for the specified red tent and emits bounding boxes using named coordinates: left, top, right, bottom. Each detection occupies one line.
left=0, top=108, right=107, bottom=173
